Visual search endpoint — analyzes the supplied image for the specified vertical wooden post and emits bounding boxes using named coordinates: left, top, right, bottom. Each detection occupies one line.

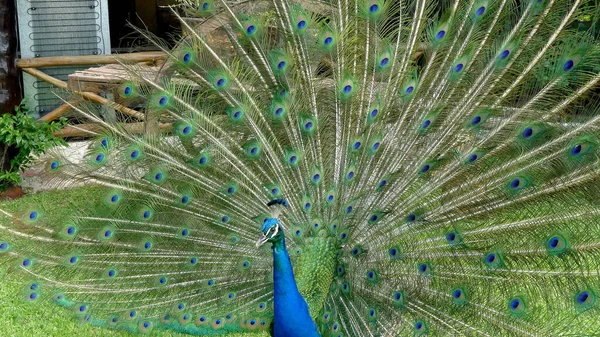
left=0, top=0, right=22, bottom=178
left=135, top=0, right=158, bottom=34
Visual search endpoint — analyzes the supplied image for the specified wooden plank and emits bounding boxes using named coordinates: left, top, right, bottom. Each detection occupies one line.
left=68, top=64, right=160, bottom=85
left=23, top=68, right=145, bottom=120
left=16, top=52, right=167, bottom=69
left=66, top=63, right=199, bottom=96
left=67, top=80, right=115, bottom=96
left=67, top=63, right=161, bottom=95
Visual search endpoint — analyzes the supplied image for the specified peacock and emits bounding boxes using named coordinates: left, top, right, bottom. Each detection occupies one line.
left=3, top=0, right=600, bottom=335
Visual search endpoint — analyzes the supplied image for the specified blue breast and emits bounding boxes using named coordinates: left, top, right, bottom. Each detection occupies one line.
left=272, top=237, right=320, bottom=337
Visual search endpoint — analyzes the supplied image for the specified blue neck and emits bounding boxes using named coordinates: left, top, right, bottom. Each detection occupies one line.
left=272, top=236, right=320, bottom=337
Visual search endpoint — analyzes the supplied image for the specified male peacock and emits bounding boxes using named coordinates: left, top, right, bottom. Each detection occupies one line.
left=2, top=0, right=600, bottom=335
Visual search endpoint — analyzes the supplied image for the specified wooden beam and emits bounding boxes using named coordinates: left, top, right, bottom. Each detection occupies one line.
left=39, top=101, right=75, bottom=122
left=22, top=67, right=67, bottom=89
left=16, top=51, right=167, bottom=69
left=55, top=122, right=172, bottom=138
left=22, top=68, right=145, bottom=121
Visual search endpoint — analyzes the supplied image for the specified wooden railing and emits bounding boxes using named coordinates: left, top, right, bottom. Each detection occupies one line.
left=17, top=52, right=167, bottom=137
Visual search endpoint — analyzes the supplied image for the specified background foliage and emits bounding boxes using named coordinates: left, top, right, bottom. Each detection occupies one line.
left=0, top=101, right=66, bottom=190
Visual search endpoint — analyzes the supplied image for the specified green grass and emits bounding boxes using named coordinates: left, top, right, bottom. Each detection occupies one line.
left=0, top=270, right=170, bottom=337
left=0, top=187, right=268, bottom=337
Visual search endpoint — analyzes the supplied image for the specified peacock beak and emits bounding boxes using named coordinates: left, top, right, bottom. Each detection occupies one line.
left=256, top=234, right=269, bottom=248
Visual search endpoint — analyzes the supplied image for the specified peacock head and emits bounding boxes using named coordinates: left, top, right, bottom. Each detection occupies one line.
left=256, top=218, right=284, bottom=247
left=256, top=198, right=289, bottom=247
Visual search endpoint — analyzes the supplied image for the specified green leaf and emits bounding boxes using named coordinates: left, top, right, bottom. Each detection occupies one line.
left=0, top=100, right=66, bottom=187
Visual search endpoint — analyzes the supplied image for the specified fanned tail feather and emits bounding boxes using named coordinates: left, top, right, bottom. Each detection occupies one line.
left=2, top=0, right=600, bottom=336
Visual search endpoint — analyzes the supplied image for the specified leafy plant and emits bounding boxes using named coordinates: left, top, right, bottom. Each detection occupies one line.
left=0, top=101, right=67, bottom=190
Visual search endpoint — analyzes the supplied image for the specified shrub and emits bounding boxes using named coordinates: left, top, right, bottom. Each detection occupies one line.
left=0, top=100, right=67, bottom=190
